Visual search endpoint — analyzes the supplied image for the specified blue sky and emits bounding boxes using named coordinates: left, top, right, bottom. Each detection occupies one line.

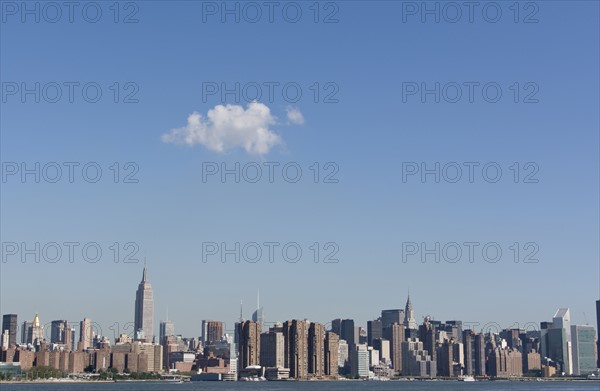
left=1, top=1, right=599, bottom=339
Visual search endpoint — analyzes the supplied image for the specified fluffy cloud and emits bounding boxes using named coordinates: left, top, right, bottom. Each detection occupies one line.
left=286, top=107, right=305, bottom=125
left=162, top=102, right=290, bottom=155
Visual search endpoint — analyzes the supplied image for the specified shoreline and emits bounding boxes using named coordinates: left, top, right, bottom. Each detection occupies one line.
left=1, top=378, right=598, bottom=384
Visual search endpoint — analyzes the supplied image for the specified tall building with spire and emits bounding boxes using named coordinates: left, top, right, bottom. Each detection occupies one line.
left=31, top=313, right=44, bottom=344
left=252, top=290, right=264, bottom=329
left=134, top=263, right=154, bottom=341
left=404, top=294, right=418, bottom=330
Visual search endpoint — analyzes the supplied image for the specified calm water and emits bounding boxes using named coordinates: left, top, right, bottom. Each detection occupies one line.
left=1, top=381, right=598, bottom=391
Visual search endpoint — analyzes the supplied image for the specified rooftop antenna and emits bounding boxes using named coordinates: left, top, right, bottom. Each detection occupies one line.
left=240, top=300, right=243, bottom=322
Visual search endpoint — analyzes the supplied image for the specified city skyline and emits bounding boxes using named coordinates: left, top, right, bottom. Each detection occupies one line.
left=2, top=265, right=597, bottom=343
left=1, top=267, right=598, bottom=380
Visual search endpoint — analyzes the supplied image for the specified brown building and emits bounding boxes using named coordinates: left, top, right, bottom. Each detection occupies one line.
left=196, top=356, right=230, bottom=374
left=237, top=320, right=261, bottom=369
left=204, top=321, right=224, bottom=344
left=488, top=348, right=523, bottom=377
left=324, top=331, right=339, bottom=379
left=384, top=323, right=404, bottom=375
left=523, top=351, right=542, bottom=374
left=18, top=349, right=35, bottom=371
left=308, top=322, right=325, bottom=377
left=94, top=348, right=111, bottom=371
left=131, top=342, right=163, bottom=372
left=48, top=350, right=60, bottom=370
left=112, top=352, right=127, bottom=373
left=64, top=326, right=73, bottom=352
left=69, top=351, right=86, bottom=373
left=79, top=318, right=93, bottom=350
left=137, top=353, right=149, bottom=373
left=283, top=320, right=309, bottom=379
left=126, top=352, right=139, bottom=373
left=260, top=331, right=285, bottom=368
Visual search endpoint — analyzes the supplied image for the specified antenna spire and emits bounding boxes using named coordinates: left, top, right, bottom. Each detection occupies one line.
left=142, top=258, right=148, bottom=282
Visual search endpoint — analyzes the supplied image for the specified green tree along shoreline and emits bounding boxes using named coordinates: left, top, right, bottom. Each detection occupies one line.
left=0, top=367, right=162, bottom=382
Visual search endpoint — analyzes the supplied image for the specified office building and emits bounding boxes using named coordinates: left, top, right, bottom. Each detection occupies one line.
left=202, top=320, right=223, bottom=345
left=381, top=309, right=404, bottom=330
left=402, top=339, right=436, bottom=377
left=79, top=318, right=93, bottom=350
left=134, top=265, right=154, bottom=342
left=571, top=325, right=597, bottom=375
left=159, top=320, right=175, bottom=343
left=350, top=343, right=369, bottom=378
left=404, top=295, right=418, bottom=330
left=324, top=331, right=339, bottom=378
left=260, top=330, right=284, bottom=368
left=283, top=319, right=309, bottom=379
left=367, top=319, right=382, bottom=346
left=237, top=320, right=261, bottom=368
left=308, top=322, right=325, bottom=377
left=1, top=314, right=17, bottom=348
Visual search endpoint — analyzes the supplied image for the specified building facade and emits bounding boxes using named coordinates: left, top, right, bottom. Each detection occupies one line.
left=134, top=266, right=154, bottom=341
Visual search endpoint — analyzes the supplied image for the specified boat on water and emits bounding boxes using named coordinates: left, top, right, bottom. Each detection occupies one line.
left=458, top=376, right=476, bottom=382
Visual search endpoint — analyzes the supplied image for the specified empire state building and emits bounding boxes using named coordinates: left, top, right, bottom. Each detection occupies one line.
left=134, top=264, right=154, bottom=341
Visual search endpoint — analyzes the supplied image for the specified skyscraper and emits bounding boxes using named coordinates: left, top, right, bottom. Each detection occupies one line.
left=50, top=320, right=68, bottom=344
left=283, top=319, right=309, bottom=379
left=79, top=318, right=92, bottom=350
left=571, top=325, right=597, bottom=375
left=404, top=295, right=418, bottom=330
left=21, top=321, right=32, bottom=344
left=237, top=320, right=261, bottom=368
left=308, top=322, right=325, bottom=377
left=202, top=320, right=223, bottom=345
left=324, top=331, right=339, bottom=378
left=381, top=309, right=404, bottom=330
left=385, top=322, right=405, bottom=374
left=367, top=319, right=382, bottom=346
left=260, top=329, right=285, bottom=368
left=474, top=332, right=486, bottom=376
left=159, top=320, right=175, bottom=343
left=31, top=313, right=43, bottom=344
left=1, top=314, right=17, bottom=348
left=350, top=344, right=369, bottom=378
left=340, top=319, right=356, bottom=349
left=540, top=308, right=572, bottom=374
left=251, top=290, right=264, bottom=329
left=134, top=264, right=154, bottom=341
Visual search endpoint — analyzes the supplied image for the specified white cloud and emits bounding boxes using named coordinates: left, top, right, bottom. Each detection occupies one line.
left=162, top=102, right=283, bottom=155
left=286, top=107, right=305, bottom=125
